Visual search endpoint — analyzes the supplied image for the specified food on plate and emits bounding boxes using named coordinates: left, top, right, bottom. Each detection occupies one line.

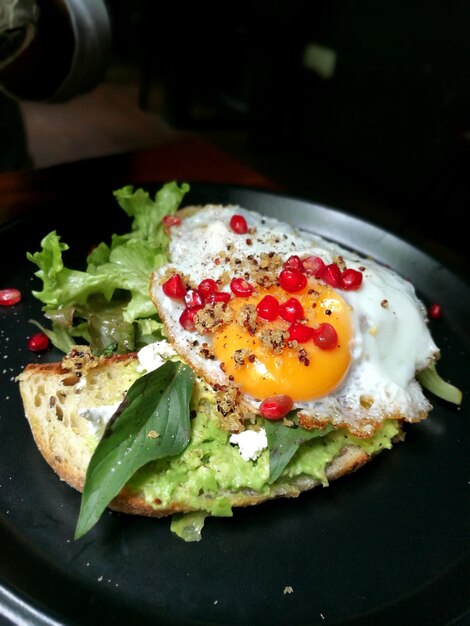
left=17, top=182, right=462, bottom=541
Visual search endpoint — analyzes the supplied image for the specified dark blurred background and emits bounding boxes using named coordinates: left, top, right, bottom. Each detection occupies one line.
left=20, top=1, right=470, bottom=275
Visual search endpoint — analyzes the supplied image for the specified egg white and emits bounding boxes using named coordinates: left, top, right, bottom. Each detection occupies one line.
left=151, top=205, right=438, bottom=437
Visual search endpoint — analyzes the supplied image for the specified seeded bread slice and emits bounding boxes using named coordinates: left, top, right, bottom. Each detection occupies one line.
left=17, top=350, right=400, bottom=519
left=17, top=353, right=140, bottom=495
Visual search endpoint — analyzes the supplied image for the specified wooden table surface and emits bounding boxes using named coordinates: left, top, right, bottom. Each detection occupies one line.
left=0, top=136, right=280, bottom=227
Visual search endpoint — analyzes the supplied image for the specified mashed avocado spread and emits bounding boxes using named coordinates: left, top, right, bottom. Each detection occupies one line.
left=126, top=377, right=400, bottom=517
left=76, top=355, right=400, bottom=541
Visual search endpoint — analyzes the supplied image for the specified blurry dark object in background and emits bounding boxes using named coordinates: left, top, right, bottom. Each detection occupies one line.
left=0, top=92, right=32, bottom=171
left=115, top=0, right=469, bottom=262
left=134, top=0, right=254, bottom=130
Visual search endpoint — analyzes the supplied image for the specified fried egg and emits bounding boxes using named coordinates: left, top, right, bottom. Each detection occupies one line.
left=150, top=205, right=438, bottom=437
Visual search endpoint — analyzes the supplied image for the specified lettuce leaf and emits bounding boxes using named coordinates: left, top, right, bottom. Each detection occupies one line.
left=417, top=362, right=462, bottom=405
left=28, top=232, right=110, bottom=306
left=113, top=181, right=189, bottom=248
left=27, top=181, right=189, bottom=354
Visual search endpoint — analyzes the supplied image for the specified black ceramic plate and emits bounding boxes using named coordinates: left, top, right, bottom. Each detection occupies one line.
left=0, top=183, right=469, bottom=626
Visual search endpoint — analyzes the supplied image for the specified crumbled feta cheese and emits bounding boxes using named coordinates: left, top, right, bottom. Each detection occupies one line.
left=78, top=403, right=120, bottom=434
left=230, top=428, right=268, bottom=462
left=137, top=340, right=177, bottom=373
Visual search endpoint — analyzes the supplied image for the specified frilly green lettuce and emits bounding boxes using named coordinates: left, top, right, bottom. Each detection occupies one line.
left=26, top=181, right=189, bottom=354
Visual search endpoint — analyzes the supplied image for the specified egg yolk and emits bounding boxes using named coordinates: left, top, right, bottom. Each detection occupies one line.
left=212, top=283, right=352, bottom=402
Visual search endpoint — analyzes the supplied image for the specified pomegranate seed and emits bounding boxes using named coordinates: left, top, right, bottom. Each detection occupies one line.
left=230, top=277, right=254, bottom=297
left=198, top=278, right=218, bottom=298
left=288, top=322, right=314, bottom=343
left=229, top=214, right=248, bottom=234
left=256, top=294, right=279, bottom=321
left=428, top=303, right=443, bottom=319
left=279, top=297, right=304, bottom=322
left=162, top=274, right=187, bottom=299
left=184, top=289, right=204, bottom=308
left=179, top=306, right=203, bottom=331
left=303, top=256, right=326, bottom=277
left=207, top=292, right=231, bottom=304
left=27, top=332, right=49, bottom=352
left=0, top=288, right=21, bottom=306
left=312, top=323, right=338, bottom=350
left=283, top=255, right=305, bottom=273
left=162, top=215, right=181, bottom=230
left=259, top=394, right=294, bottom=420
left=341, top=268, right=363, bottom=290
left=321, top=264, right=343, bottom=288
left=278, top=269, right=307, bottom=293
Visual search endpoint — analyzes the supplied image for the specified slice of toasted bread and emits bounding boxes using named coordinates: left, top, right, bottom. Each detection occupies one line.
left=18, top=348, right=401, bottom=519
left=17, top=352, right=140, bottom=495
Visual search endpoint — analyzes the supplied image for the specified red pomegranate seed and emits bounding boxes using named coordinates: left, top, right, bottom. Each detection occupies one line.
left=230, top=277, right=254, bottom=297
left=256, top=294, right=279, bottom=321
left=179, top=306, right=203, bottom=331
left=162, top=215, right=181, bottom=230
left=207, top=291, right=231, bottom=304
left=229, top=214, right=248, bottom=234
left=259, top=394, right=294, bottom=420
left=283, top=255, right=305, bottom=273
left=198, top=278, right=218, bottom=298
left=27, top=332, right=49, bottom=352
left=341, top=268, right=363, bottom=290
left=321, top=264, right=343, bottom=288
left=0, top=288, right=22, bottom=306
left=303, top=256, right=326, bottom=277
left=162, top=274, right=187, bottom=299
left=279, top=269, right=307, bottom=293
left=288, top=322, right=314, bottom=343
left=184, top=289, right=204, bottom=308
left=312, top=323, right=338, bottom=350
left=428, top=303, right=443, bottom=319
left=279, top=297, right=304, bottom=322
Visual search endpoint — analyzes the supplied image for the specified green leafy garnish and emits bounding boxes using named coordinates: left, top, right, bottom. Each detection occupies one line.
left=75, top=360, right=194, bottom=539
left=418, top=362, right=462, bottom=405
left=113, top=182, right=188, bottom=248
left=28, top=317, right=76, bottom=355
left=265, top=412, right=334, bottom=484
left=27, top=181, right=189, bottom=353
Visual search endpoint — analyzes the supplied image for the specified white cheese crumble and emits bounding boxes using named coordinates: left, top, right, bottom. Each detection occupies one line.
left=78, top=403, right=121, bottom=435
left=137, top=340, right=177, bottom=373
left=230, top=428, right=268, bottom=462
left=75, top=374, right=87, bottom=390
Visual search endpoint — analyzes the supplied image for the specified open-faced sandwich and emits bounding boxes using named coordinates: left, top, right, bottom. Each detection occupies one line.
left=17, top=182, right=462, bottom=541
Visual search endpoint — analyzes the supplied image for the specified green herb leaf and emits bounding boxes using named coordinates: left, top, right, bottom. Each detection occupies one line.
left=75, top=361, right=194, bottom=539
left=417, top=362, right=462, bottom=405
left=265, top=412, right=333, bottom=484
